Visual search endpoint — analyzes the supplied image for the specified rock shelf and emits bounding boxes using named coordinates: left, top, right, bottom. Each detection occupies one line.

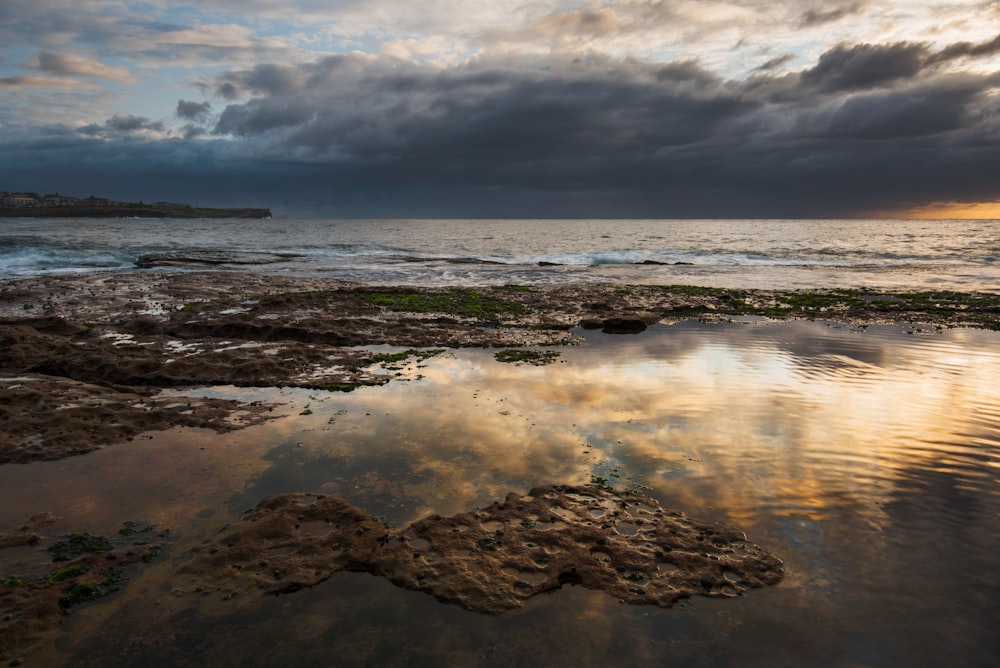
left=178, top=484, right=785, bottom=615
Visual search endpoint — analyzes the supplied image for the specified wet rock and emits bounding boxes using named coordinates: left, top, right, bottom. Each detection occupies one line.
left=176, top=494, right=385, bottom=596
left=135, top=251, right=300, bottom=268
left=177, top=485, right=784, bottom=615
left=598, top=318, right=648, bottom=334
left=0, top=375, right=276, bottom=464
left=0, top=514, right=59, bottom=550
left=0, top=521, right=167, bottom=662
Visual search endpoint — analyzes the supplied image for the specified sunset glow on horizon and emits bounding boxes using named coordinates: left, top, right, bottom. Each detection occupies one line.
left=876, top=201, right=1000, bottom=220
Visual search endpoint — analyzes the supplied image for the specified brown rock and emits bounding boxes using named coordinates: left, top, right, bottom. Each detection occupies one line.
left=598, top=318, right=648, bottom=334
left=175, top=494, right=387, bottom=597
left=177, top=485, right=784, bottom=615
left=0, top=514, right=59, bottom=549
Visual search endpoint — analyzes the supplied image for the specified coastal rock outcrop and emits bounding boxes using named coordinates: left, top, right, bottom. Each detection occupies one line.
left=177, top=485, right=784, bottom=615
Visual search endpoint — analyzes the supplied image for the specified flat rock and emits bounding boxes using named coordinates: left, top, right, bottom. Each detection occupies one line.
left=0, top=513, right=59, bottom=549
left=177, top=485, right=784, bottom=615
left=135, top=251, right=300, bottom=268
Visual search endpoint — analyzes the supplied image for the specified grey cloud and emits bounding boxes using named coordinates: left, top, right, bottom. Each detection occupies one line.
left=182, top=124, right=207, bottom=139
left=801, top=42, right=928, bottom=92
left=75, top=123, right=105, bottom=136
left=176, top=99, right=212, bottom=120
left=4, top=25, right=1000, bottom=218
left=210, top=56, right=746, bottom=162
left=0, top=74, right=99, bottom=90
left=929, top=33, right=1000, bottom=64
left=36, top=51, right=82, bottom=74
left=75, top=114, right=166, bottom=137
left=33, top=50, right=134, bottom=82
left=214, top=99, right=314, bottom=136
left=799, top=2, right=867, bottom=27
left=106, top=114, right=163, bottom=132
left=208, top=63, right=305, bottom=99
left=818, top=83, right=980, bottom=140
left=189, top=45, right=1000, bottom=217
left=753, top=54, right=795, bottom=72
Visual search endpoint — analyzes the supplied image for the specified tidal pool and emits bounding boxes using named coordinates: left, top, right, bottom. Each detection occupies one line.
left=2, top=320, right=999, bottom=666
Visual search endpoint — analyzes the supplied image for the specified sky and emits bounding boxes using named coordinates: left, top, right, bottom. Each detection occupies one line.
left=1, top=1, right=999, bottom=218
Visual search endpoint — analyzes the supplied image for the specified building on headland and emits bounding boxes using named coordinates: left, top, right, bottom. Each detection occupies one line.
left=1, top=193, right=40, bottom=207
left=0, top=191, right=186, bottom=209
left=43, top=193, right=82, bottom=206
left=0, top=189, right=268, bottom=217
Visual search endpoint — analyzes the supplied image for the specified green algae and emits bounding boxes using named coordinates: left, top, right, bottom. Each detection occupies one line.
left=354, top=288, right=528, bottom=321
left=47, top=533, right=112, bottom=562
left=494, top=349, right=561, bottom=365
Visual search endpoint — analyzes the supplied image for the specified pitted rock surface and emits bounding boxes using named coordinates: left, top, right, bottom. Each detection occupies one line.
left=178, top=485, right=784, bottom=614
left=176, top=494, right=385, bottom=596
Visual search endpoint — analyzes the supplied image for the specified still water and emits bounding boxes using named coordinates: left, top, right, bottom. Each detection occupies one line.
left=2, top=320, right=999, bottom=666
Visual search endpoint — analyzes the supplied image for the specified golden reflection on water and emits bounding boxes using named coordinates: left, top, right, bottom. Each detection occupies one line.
left=2, top=320, right=999, bottom=666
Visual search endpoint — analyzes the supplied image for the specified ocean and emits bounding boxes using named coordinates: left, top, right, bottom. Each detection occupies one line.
left=1, top=217, right=997, bottom=291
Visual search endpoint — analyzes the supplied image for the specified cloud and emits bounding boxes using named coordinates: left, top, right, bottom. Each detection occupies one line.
left=207, top=62, right=307, bottom=98
left=166, top=40, right=998, bottom=216
left=929, top=33, right=1000, bottom=64
left=2, top=2, right=1000, bottom=217
left=754, top=54, right=795, bottom=72
left=106, top=114, right=164, bottom=133
left=75, top=114, right=167, bottom=137
left=176, top=99, right=212, bottom=120
left=799, top=2, right=867, bottom=28
left=32, top=51, right=135, bottom=83
left=800, top=42, right=928, bottom=92
left=0, top=75, right=99, bottom=90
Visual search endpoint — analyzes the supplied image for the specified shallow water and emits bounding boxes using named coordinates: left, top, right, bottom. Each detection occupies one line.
left=2, top=320, right=999, bottom=666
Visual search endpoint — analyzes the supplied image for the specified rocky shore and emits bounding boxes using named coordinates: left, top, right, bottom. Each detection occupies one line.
left=177, top=484, right=784, bottom=615
left=1, top=270, right=997, bottom=663
left=2, top=271, right=997, bottom=464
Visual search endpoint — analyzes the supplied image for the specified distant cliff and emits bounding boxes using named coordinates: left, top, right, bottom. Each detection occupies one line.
left=0, top=205, right=272, bottom=219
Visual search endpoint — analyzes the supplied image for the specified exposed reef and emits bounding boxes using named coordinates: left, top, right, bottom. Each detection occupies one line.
left=177, top=485, right=785, bottom=615
left=0, top=518, right=168, bottom=662
left=1, top=271, right=997, bottom=464
left=134, top=251, right=300, bottom=268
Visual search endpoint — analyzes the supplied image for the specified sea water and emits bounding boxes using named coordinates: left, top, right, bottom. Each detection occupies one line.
left=1, top=217, right=997, bottom=291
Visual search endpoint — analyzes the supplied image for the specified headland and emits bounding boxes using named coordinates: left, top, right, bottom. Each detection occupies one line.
left=0, top=191, right=270, bottom=218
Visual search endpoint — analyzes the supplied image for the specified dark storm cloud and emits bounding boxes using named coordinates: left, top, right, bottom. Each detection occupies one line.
left=815, top=81, right=981, bottom=140
left=3, top=29, right=1000, bottom=218
left=176, top=99, right=212, bottom=120
left=168, top=40, right=1000, bottom=216
left=208, top=55, right=749, bottom=165
left=801, top=42, right=928, bottom=92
